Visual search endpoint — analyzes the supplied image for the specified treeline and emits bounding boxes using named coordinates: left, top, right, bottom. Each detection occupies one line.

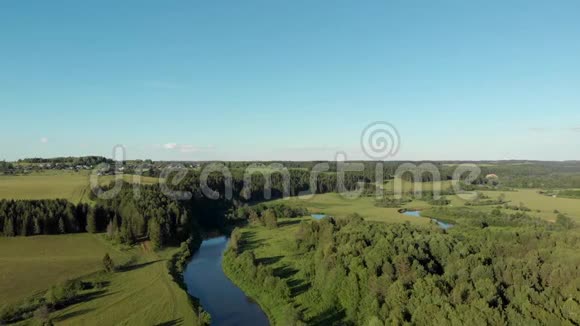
left=92, top=183, right=196, bottom=248
left=0, top=183, right=197, bottom=250
left=0, top=199, right=89, bottom=236
left=229, top=203, right=308, bottom=222
left=164, top=169, right=365, bottom=228
left=288, top=218, right=580, bottom=324
left=17, top=156, right=112, bottom=166
left=420, top=206, right=574, bottom=229
left=167, top=238, right=211, bottom=325
left=0, top=161, right=14, bottom=173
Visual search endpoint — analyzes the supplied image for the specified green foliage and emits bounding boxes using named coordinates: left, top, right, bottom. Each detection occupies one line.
left=422, top=206, right=549, bottom=228
left=148, top=218, right=163, bottom=249
left=374, top=197, right=411, bottom=208
left=0, top=199, right=86, bottom=236
left=45, top=280, right=82, bottom=306
left=33, top=305, right=53, bottom=325
left=428, top=196, right=451, bottom=206
left=231, top=203, right=309, bottom=222
left=556, top=213, right=575, bottom=230
left=262, top=209, right=278, bottom=229
left=102, top=253, right=115, bottom=273
left=166, top=237, right=208, bottom=325
left=230, top=216, right=580, bottom=325
left=223, top=246, right=299, bottom=325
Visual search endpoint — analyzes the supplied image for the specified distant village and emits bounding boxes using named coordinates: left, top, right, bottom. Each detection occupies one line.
left=0, top=156, right=201, bottom=177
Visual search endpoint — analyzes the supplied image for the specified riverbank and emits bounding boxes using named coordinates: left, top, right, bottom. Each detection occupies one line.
left=183, top=236, right=270, bottom=325
left=222, top=249, right=278, bottom=325
left=220, top=217, right=338, bottom=325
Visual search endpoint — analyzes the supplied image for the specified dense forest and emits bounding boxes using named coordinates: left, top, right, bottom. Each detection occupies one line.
left=226, top=217, right=580, bottom=325
left=0, top=200, right=89, bottom=236
left=0, top=184, right=194, bottom=249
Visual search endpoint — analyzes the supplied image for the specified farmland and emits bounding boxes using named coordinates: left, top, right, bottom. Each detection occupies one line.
left=0, top=234, right=130, bottom=306
left=0, top=235, right=199, bottom=325
left=0, top=171, right=159, bottom=203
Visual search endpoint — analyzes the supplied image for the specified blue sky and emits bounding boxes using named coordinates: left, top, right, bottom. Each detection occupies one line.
left=1, top=0, right=579, bottom=161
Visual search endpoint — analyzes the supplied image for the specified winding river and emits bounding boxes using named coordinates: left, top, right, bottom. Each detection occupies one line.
left=182, top=212, right=449, bottom=325
left=183, top=236, right=269, bottom=326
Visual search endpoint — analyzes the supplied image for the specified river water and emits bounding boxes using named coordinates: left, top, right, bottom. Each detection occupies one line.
left=403, top=210, right=454, bottom=229
left=183, top=236, right=269, bottom=326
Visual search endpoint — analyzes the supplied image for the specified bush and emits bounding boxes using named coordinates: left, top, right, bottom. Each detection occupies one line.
left=34, top=305, right=53, bottom=325
left=103, top=253, right=115, bottom=273
left=556, top=214, right=575, bottom=230
left=45, top=280, right=82, bottom=306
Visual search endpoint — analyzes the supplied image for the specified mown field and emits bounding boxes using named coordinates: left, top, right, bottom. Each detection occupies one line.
left=0, top=234, right=198, bottom=325
left=480, top=189, right=580, bottom=222
left=0, top=234, right=130, bottom=306
left=49, top=245, right=198, bottom=326
left=0, top=171, right=159, bottom=203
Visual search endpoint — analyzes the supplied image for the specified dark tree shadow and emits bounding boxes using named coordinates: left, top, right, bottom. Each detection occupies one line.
left=74, top=289, right=112, bottom=302
left=255, top=255, right=283, bottom=265
left=309, top=307, right=347, bottom=326
left=117, top=260, right=163, bottom=272
left=278, top=219, right=302, bottom=227
left=273, top=265, right=298, bottom=279
left=239, top=230, right=265, bottom=251
left=52, top=308, right=95, bottom=322
left=287, top=279, right=311, bottom=298
left=155, top=318, right=183, bottom=326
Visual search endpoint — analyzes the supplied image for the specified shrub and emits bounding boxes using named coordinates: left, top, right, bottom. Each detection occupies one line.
left=103, top=253, right=115, bottom=273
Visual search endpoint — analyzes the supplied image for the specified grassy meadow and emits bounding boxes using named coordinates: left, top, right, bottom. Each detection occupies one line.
left=0, top=234, right=198, bottom=325
left=48, top=245, right=198, bottom=326
left=272, top=193, right=429, bottom=225
left=480, top=189, right=580, bottom=222
left=0, top=171, right=159, bottom=203
left=0, top=172, right=91, bottom=203
left=0, top=234, right=131, bottom=306
left=270, top=181, right=580, bottom=225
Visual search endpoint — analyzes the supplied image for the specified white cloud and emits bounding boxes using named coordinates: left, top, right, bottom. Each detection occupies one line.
left=40, top=137, right=49, bottom=144
left=161, top=143, right=214, bottom=153
left=163, top=143, right=178, bottom=149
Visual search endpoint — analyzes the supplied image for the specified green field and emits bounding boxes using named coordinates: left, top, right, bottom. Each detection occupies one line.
left=49, top=245, right=198, bottom=326
left=382, top=179, right=454, bottom=193
left=0, top=234, right=131, bottom=306
left=480, top=189, right=580, bottom=222
left=0, top=172, right=91, bottom=203
left=270, top=185, right=580, bottom=226
left=272, top=193, right=429, bottom=225
left=0, top=172, right=159, bottom=203
left=0, top=234, right=198, bottom=325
